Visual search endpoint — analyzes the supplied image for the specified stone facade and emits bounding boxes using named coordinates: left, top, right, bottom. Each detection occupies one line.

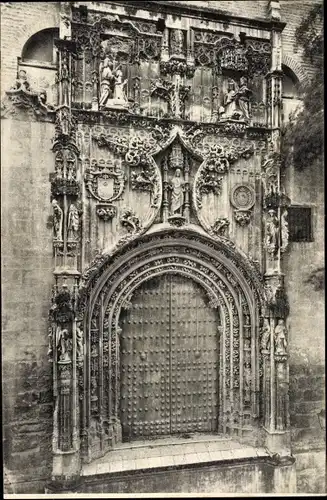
left=1, top=0, right=324, bottom=495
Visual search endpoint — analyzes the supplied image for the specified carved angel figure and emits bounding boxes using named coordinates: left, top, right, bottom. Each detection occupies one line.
left=67, top=203, right=79, bottom=241
left=52, top=199, right=63, bottom=240
left=170, top=168, right=185, bottom=215
left=274, top=319, right=288, bottom=355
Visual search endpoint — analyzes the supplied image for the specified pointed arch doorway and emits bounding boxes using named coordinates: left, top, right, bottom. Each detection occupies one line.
left=120, top=273, right=220, bottom=440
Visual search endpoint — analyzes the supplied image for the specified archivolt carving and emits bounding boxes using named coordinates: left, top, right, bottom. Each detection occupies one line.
left=78, top=234, right=262, bottom=461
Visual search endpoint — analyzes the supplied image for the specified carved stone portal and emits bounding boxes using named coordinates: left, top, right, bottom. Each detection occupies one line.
left=76, top=231, right=264, bottom=463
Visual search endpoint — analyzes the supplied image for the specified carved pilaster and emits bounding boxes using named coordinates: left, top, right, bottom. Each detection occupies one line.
left=262, top=271, right=290, bottom=454
left=50, top=11, right=82, bottom=486
left=50, top=277, right=81, bottom=480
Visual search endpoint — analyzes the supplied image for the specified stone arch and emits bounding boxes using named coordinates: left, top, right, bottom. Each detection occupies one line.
left=77, top=228, right=265, bottom=463
left=21, top=27, right=59, bottom=64
left=282, top=54, right=308, bottom=87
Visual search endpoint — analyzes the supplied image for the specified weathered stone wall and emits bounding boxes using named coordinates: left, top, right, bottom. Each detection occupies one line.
left=1, top=118, right=55, bottom=493
left=283, top=155, right=325, bottom=493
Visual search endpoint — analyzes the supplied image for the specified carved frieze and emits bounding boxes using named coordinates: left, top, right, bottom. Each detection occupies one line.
left=216, top=37, right=248, bottom=73
left=160, top=59, right=195, bottom=78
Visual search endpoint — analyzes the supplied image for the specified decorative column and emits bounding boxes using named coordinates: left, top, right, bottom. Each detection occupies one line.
left=261, top=0, right=291, bottom=457
left=162, top=156, right=169, bottom=222
left=47, top=3, right=82, bottom=491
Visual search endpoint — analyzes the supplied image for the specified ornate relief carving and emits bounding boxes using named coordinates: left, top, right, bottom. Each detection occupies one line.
left=231, top=184, right=255, bottom=211
left=211, top=218, right=230, bottom=237
left=220, top=77, right=252, bottom=123
left=85, top=159, right=126, bottom=203
left=216, top=37, right=248, bottom=73
left=160, top=59, right=195, bottom=78
left=194, top=143, right=254, bottom=214
left=234, top=210, right=252, bottom=226
left=120, top=208, right=141, bottom=234
left=93, top=131, right=162, bottom=209
left=230, top=184, right=255, bottom=226
left=5, top=69, right=54, bottom=117
left=96, top=204, right=117, bottom=221
left=245, top=39, right=271, bottom=78
left=99, top=55, right=129, bottom=110
left=51, top=149, right=79, bottom=197
left=150, top=79, right=191, bottom=119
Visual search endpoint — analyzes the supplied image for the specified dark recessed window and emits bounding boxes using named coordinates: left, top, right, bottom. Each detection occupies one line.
left=22, top=28, right=59, bottom=65
left=288, top=206, right=313, bottom=242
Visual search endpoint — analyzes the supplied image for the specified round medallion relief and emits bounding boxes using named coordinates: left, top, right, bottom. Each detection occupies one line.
left=230, top=184, right=255, bottom=210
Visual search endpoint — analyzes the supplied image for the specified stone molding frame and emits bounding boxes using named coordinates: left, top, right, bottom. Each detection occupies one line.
left=76, top=228, right=265, bottom=463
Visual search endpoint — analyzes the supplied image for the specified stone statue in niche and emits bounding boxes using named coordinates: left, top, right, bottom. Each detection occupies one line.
left=260, top=318, right=271, bottom=350
left=220, top=77, right=252, bottom=122
left=169, top=168, right=185, bottom=215
left=67, top=203, right=79, bottom=241
left=244, top=362, right=251, bottom=402
left=237, top=76, right=252, bottom=121
left=220, top=79, right=238, bottom=119
left=265, top=209, right=280, bottom=256
left=99, top=57, right=128, bottom=109
left=76, top=324, right=84, bottom=360
left=274, top=319, right=287, bottom=355
left=56, top=326, right=72, bottom=362
left=52, top=199, right=63, bottom=241
left=99, top=57, right=115, bottom=106
left=113, top=67, right=127, bottom=102
left=61, top=55, right=70, bottom=106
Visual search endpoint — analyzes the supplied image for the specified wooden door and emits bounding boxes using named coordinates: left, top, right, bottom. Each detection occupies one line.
left=120, top=274, right=219, bottom=439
